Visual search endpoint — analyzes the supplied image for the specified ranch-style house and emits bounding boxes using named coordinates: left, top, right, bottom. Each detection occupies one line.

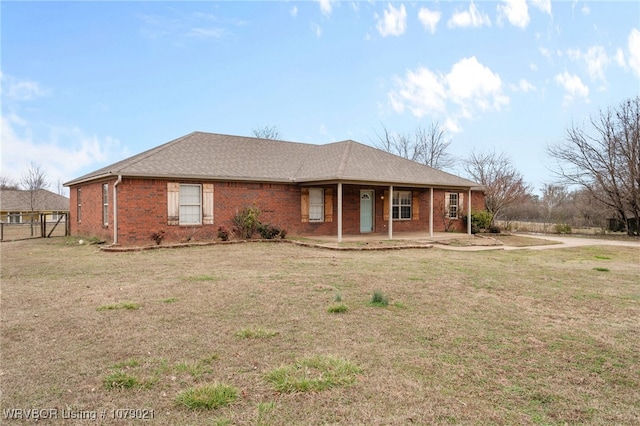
left=64, top=132, right=485, bottom=245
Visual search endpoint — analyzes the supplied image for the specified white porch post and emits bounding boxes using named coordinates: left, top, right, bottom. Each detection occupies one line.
left=388, top=185, right=393, bottom=239
left=429, top=187, right=434, bottom=237
left=468, top=188, right=472, bottom=235
left=337, top=182, right=343, bottom=243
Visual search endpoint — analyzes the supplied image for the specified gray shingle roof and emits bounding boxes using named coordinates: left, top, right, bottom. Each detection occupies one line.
left=65, top=131, right=480, bottom=188
left=0, top=189, right=70, bottom=211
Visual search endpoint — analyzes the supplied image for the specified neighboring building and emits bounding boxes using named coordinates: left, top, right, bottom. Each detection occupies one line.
left=64, top=132, right=485, bottom=245
left=0, top=189, right=69, bottom=224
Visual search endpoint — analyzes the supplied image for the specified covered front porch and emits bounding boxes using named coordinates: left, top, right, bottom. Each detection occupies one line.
left=306, top=182, right=477, bottom=243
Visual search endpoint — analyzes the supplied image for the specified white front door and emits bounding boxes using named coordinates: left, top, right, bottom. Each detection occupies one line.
left=360, top=190, right=374, bottom=233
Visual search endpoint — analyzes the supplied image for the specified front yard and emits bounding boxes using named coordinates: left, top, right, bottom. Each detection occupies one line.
left=1, top=238, right=638, bottom=424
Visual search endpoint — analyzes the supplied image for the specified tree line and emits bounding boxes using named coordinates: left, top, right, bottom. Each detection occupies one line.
left=257, top=95, right=640, bottom=236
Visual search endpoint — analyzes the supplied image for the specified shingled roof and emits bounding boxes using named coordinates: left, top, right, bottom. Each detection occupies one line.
left=65, top=132, right=480, bottom=188
left=0, top=189, right=70, bottom=211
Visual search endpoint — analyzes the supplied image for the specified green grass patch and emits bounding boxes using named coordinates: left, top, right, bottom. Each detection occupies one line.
left=161, top=297, right=178, bottom=303
left=97, top=301, right=140, bottom=311
left=327, top=303, right=348, bottom=313
left=111, top=358, right=140, bottom=369
left=264, top=355, right=361, bottom=393
left=103, top=371, right=140, bottom=389
left=174, top=354, right=218, bottom=377
left=368, top=291, right=389, bottom=307
left=187, top=274, right=218, bottom=282
left=593, top=267, right=610, bottom=272
left=235, top=327, right=279, bottom=339
left=174, top=383, right=238, bottom=410
left=594, top=255, right=611, bottom=260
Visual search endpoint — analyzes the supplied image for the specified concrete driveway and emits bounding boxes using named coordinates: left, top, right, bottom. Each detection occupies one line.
left=438, top=233, right=640, bottom=252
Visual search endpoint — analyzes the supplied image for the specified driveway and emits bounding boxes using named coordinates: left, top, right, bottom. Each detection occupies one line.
left=438, top=233, right=640, bottom=252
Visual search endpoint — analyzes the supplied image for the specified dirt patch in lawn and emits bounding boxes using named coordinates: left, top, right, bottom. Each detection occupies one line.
left=2, top=237, right=639, bottom=425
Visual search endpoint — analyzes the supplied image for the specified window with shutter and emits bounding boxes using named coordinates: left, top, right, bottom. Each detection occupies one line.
left=309, top=188, right=324, bottom=222
left=392, top=191, right=412, bottom=220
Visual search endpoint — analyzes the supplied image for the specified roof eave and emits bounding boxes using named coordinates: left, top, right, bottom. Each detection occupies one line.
left=65, top=172, right=297, bottom=186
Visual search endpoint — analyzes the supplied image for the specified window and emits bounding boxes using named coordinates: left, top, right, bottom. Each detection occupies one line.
left=309, top=188, right=324, bottom=222
left=179, top=184, right=202, bottom=225
left=77, top=188, right=82, bottom=222
left=9, top=212, right=21, bottom=224
left=167, top=182, right=213, bottom=226
left=102, top=183, right=109, bottom=226
left=392, top=191, right=412, bottom=220
left=447, top=193, right=459, bottom=219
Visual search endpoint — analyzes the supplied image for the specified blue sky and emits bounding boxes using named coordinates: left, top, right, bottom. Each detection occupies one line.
left=2, top=1, right=639, bottom=195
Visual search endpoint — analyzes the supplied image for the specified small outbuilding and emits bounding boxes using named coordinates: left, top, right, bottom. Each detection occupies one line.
left=64, top=132, right=485, bottom=245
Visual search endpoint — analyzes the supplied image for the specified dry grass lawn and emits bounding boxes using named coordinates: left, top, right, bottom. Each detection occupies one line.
left=1, top=237, right=639, bottom=425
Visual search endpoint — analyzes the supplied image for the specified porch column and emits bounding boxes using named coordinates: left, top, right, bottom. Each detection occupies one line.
left=337, top=182, right=343, bottom=243
left=388, top=185, right=393, bottom=239
left=467, top=188, right=472, bottom=235
left=429, top=187, right=434, bottom=237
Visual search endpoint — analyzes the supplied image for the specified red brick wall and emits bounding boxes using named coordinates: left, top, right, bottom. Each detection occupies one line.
left=68, top=178, right=485, bottom=245
left=69, top=179, right=115, bottom=242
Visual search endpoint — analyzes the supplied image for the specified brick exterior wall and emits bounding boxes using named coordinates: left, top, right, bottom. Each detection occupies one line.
left=68, top=178, right=485, bottom=245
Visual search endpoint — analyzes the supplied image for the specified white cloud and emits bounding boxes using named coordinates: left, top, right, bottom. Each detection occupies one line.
left=389, top=67, right=447, bottom=116
left=530, top=0, right=552, bottom=15
left=510, top=78, right=536, bottom=92
left=554, top=71, right=589, bottom=104
left=584, top=46, right=609, bottom=81
left=615, top=48, right=626, bottom=68
left=497, top=0, right=530, bottom=29
left=447, top=57, right=509, bottom=111
left=628, top=28, right=640, bottom=78
left=581, top=5, right=590, bottom=15
left=388, top=56, right=509, bottom=129
left=1, top=73, right=49, bottom=101
left=418, top=7, right=441, bottom=34
left=187, top=27, right=225, bottom=39
left=565, top=46, right=610, bottom=82
left=310, top=22, right=322, bottom=37
left=317, top=0, right=333, bottom=17
left=538, top=47, right=552, bottom=59
left=447, top=1, right=491, bottom=29
left=1, top=113, right=127, bottom=186
left=290, top=6, right=298, bottom=18
left=377, top=4, right=407, bottom=37
left=1, top=74, right=127, bottom=186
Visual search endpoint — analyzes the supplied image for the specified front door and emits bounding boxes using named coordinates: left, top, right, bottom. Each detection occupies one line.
left=360, top=190, right=374, bottom=233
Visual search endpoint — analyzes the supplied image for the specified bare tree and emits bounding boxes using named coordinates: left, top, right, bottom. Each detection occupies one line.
left=20, top=162, right=49, bottom=236
left=373, top=123, right=455, bottom=170
left=540, top=184, right=569, bottom=231
left=547, top=96, right=640, bottom=236
left=252, top=125, right=282, bottom=140
left=462, top=150, right=532, bottom=225
left=0, top=175, right=19, bottom=190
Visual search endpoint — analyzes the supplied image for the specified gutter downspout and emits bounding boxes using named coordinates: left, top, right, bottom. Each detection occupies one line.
left=113, top=175, right=122, bottom=245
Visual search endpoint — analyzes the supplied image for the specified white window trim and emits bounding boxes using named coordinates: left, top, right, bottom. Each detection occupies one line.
left=446, top=192, right=460, bottom=219
left=77, top=188, right=82, bottom=223
left=102, top=183, right=109, bottom=226
left=309, top=188, right=324, bottom=222
left=392, top=190, right=412, bottom=220
left=179, top=184, right=202, bottom=225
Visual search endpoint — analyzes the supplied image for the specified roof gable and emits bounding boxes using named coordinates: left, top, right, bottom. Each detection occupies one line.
left=65, top=132, right=479, bottom=188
